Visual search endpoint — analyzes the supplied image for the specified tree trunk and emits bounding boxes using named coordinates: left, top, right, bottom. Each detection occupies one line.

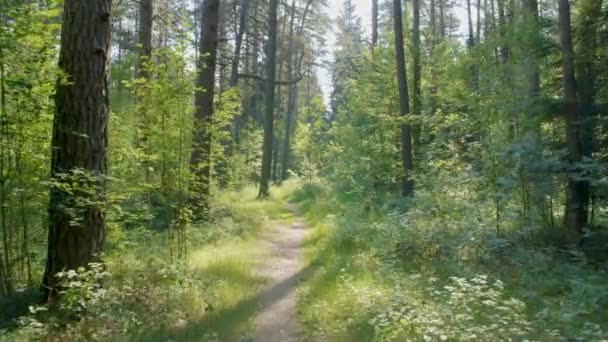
left=190, top=0, right=220, bottom=219
left=281, top=0, right=298, bottom=181
left=559, top=0, right=589, bottom=236
left=229, top=0, right=249, bottom=87
left=393, top=0, right=414, bottom=196
left=496, top=0, right=509, bottom=63
left=137, top=0, right=153, bottom=77
left=412, top=0, right=421, bottom=149
left=258, top=0, right=279, bottom=197
left=575, top=0, right=601, bottom=225
left=522, top=0, right=540, bottom=100
left=43, top=0, right=112, bottom=302
left=0, top=27, right=13, bottom=297
left=439, top=0, right=445, bottom=39
left=372, top=0, right=378, bottom=46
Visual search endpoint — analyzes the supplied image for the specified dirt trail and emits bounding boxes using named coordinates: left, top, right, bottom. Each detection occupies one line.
left=252, top=204, right=308, bottom=342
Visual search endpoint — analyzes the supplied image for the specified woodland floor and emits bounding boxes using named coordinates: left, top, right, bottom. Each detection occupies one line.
left=250, top=204, right=309, bottom=342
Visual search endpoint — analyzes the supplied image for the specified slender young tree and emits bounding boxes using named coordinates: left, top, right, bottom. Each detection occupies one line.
left=393, top=0, right=414, bottom=196
left=43, top=0, right=112, bottom=301
left=259, top=0, right=279, bottom=197
left=190, top=0, right=221, bottom=218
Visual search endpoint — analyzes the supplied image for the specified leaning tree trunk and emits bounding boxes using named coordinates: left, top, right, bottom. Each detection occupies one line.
left=190, top=0, right=220, bottom=220
left=559, top=0, right=589, bottom=236
left=43, top=0, right=112, bottom=302
left=258, top=0, right=279, bottom=197
left=393, top=0, right=414, bottom=196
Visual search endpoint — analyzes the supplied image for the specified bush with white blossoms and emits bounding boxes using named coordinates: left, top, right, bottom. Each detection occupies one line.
left=370, top=275, right=532, bottom=341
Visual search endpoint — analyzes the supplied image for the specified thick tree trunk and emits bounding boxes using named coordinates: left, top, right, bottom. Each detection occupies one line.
left=258, top=0, right=279, bottom=197
left=43, top=0, right=112, bottom=302
left=190, top=0, right=220, bottom=219
left=137, top=0, right=153, bottom=77
left=393, top=0, right=414, bottom=196
left=559, top=0, right=589, bottom=236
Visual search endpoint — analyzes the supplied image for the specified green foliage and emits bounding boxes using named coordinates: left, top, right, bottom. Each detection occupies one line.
left=293, top=179, right=608, bottom=341
left=0, top=0, right=62, bottom=291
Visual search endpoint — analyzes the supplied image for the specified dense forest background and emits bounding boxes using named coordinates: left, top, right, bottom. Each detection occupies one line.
left=1, top=0, right=608, bottom=340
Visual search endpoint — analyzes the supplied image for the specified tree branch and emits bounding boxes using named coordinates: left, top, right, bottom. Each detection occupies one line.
left=237, top=73, right=304, bottom=85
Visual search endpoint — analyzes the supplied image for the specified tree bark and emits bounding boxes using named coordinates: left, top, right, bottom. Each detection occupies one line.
left=439, top=0, right=446, bottom=39
left=137, top=0, right=153, bottom=78
left=412, top=0, right=421, bottom=148
left=372, top=0, right=378, bottom=46
left=258, top=0, right=279, bottom=197
left=393, top=0, right=414, bottom=196
left=559, top=0, right=589, bottom=236
left=43, top=0, right=112, bottom=302
left=229, top=0, right=250, bottom=87
left=280, top=0, right=298, bottom=181
left=522, top=0, right=540, bottom=100
left=190, top=0, right=220, bottom=219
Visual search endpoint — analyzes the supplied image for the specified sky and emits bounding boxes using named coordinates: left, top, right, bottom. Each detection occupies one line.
left=316, top=0, right=469, bottom=107
left=317, top=0, right=372, bottom=106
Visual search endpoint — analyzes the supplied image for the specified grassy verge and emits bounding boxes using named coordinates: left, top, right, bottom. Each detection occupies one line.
left=1, top=182, right=300, bottom=341
left=293, top=180, right=608, bottom=341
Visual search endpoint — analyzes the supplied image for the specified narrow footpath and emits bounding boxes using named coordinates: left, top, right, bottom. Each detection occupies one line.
left=252, top=204, right=309, bottom=342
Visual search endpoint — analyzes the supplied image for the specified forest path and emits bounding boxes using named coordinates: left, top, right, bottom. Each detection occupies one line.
left=251, top=203, right=308, bottom=342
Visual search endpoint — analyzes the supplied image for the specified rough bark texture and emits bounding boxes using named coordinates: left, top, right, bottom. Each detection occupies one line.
left=43, top=0, right=112, bottom=301
left=559, top=0, right=589, bottom=236
left=190, top=0, right=220, bottom=219
left=393, top=0, right=414, bottom=196
left=258, top=0, right=279, bottom=197
left=137, top=0, right=153, bottom=77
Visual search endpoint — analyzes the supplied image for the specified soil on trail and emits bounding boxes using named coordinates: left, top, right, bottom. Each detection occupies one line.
left=252, top=205, right=308, bottom=342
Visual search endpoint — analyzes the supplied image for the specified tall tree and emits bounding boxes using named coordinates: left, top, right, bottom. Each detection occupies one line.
left=190, top=0, right=221, bottom=218
left=43, top=0, right=112, bottom=301
left=372, top=0, right=378, bottom=46
left=258, top=0, right=279, bottom=197
left=521, top=0, right=540, bottom=101
left=412, top=0, right=421, bottom=148
left=229, top=0, right=250, bottom=87
left=393, top=0, right=414, bottom=196
left=330, top=0, right=364, bottom=117
left=558, top=0, right=589, bottom=236
left=137, top=0, right=153, bottom=77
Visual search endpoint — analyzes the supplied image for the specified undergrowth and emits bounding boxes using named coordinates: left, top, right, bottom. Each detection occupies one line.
left=293, top=178, right=608, bottom=341
left=0, top=182, right=300, bottom=341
